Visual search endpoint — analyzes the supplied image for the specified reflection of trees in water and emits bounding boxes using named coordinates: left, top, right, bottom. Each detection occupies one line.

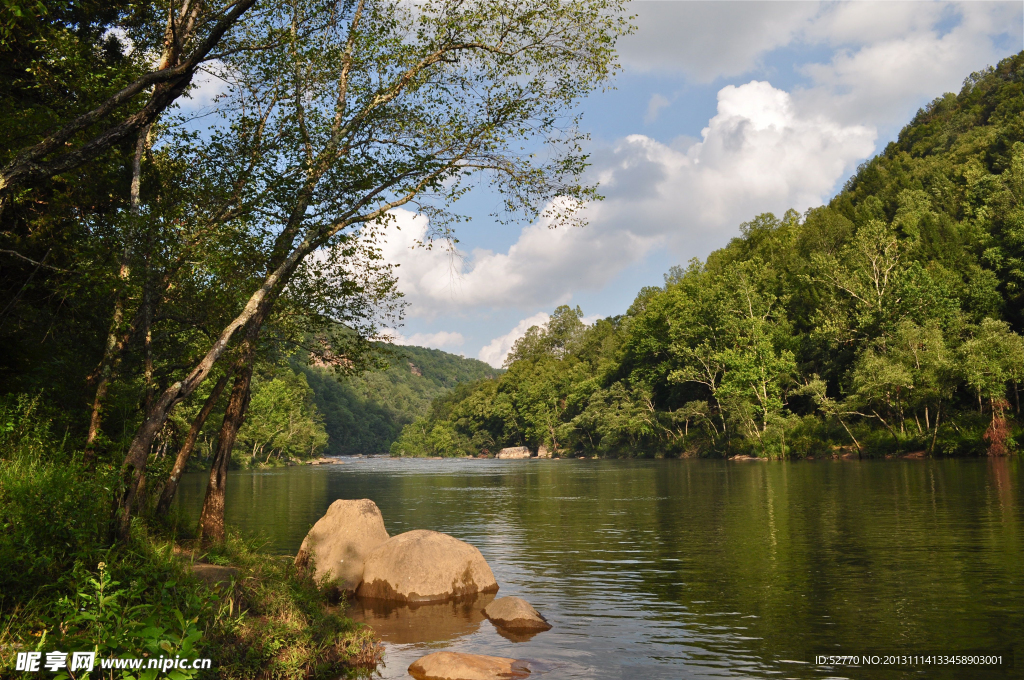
left=630, top=460, right=1024, bottom=677
left=178, top=459, right=1023, bottom=679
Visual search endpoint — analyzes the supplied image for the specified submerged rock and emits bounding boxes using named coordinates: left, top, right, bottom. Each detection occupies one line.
left=294, top=499, right=389, bottom=591
left=483, top=596, right=552, bottom=633
left=408, top=652, right=530, bottom=680
left=356, top=529, right=498, bottom=603
left=496, top=447, right=530, bottom=459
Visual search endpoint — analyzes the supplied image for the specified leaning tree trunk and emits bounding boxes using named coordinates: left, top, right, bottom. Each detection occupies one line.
left=113, top=221, right=315, bottom=541
left=155, top=372, right=231, bottom=516
left=197, top=361, right=254, bottom=544
left=112, top=266, right=288, bottom=540
left=84, top=126, right=149, bottom=464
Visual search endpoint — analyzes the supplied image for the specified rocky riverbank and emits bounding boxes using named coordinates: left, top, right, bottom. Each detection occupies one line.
left=296, top=498, right=553, bottom=679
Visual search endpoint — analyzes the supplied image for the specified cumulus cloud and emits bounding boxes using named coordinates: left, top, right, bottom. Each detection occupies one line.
left=619, top=1, right=819, bottom=82
left=383, top=329, right=465, bottom=350
left=378, top=208, right=654, bottom=316
left=477, top=313, right=551, bottom=368
left=619, top=1, right=1020, bottom=130
left=380, top=80, right=874, bottom=318
left=795, top=1, right=1023, bottom=128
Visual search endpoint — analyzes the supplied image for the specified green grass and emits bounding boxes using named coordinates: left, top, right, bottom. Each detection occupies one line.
left=0, top=394, right=382, bottom=680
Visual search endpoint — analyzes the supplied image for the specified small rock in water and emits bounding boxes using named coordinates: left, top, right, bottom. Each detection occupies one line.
left=408, top=652, right=530, bottom=680
left=496, top=446, right=530, bottom=459
left=483, top=596, right=552, bottom=633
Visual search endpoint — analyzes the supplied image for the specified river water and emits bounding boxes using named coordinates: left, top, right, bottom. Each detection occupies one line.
left=173, top=457, right=1023, bottom=679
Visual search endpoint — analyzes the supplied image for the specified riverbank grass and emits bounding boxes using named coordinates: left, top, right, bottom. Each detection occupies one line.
left=0, top=397, right=382, bottom=679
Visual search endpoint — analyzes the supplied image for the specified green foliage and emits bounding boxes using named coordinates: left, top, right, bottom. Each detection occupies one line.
left=0, top=398, right=379, bottom=678
left=190, top=534, right=382, bottom=680
left=50, top=562, right=206, bottom=680
left=393, top=53, right=1024, bottom=459
left=304, top=345, right=497, bottom=455
left=0, top=394, right=111, bottom=602
left=233, top=370, right=328, bottom=467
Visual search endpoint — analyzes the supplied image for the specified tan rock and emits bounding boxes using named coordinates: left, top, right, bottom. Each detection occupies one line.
left=535, top=445, right=551, bottom=458
left=191, top=563, right=238, bottom=589
left=356, top=530, right=498, bottom=603
left=484, top=596, right=552, bottom=632
left=408, top=652, right=529, bottom=680
left=496, top=447, right=530, bottom=459
left=294, top=499, right=389, bottom=591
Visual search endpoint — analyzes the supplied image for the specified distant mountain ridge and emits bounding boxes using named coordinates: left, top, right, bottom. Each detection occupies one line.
left=301, top=344, right=497, bottom=455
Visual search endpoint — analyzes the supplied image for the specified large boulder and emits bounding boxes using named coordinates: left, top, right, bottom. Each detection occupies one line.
left=356, top=530, right=498, bottom=603
left=483, top=596, right=552, bottom=632
left=496, top=447, right=530, bottom=459
left=535, top=445, right=551, bottom=459
left=294, top=499, right=389, bottom=591
left=408, top=652, right=530, bottom=680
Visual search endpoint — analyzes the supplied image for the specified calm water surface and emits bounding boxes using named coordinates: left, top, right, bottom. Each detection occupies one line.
left=174, top=457, right=1024, bottom=679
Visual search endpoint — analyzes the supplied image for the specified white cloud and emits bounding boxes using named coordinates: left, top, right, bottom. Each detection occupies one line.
left=478, top=313, right=550, bottom=368
left=384, top=329, right=465, bottom=350
left=380, top=80, right=874, bottom=319
left=377, top=2, right=1022, bottom=324
left=619, top=1, right=1021, bottom=130
left=619, top=1, right=820, bottom=82
left=645, top=93, right=672, bottom=124
left=178, top=65, right=231, bottom=113
left=794, top=2, right=1022, bottom=128
left=378, top=208, right=654, bottom=317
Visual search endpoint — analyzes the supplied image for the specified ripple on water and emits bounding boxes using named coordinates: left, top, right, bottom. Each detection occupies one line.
left=172, top=457, right=1024, bottom=680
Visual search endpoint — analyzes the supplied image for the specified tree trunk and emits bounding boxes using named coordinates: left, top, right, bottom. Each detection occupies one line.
left=837, top=416, right=861, bottom=454
left=155, top=373, right=230, bottom=516
left=928, top=403, right=941, bottom=454
left=112, top=254, right=294, bottom=540
left=84, top=126, right=149, bottom=463
left=197, top=361, right=254, bottom=544
left=872, top=409, right=900, bottom=446
left=0, top=0, right=257, bottom=216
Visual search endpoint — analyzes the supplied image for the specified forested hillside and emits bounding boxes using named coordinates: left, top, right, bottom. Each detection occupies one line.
left=302, top=345, right=497, bottom=455
left=392, top=53, right=1024, bottom=459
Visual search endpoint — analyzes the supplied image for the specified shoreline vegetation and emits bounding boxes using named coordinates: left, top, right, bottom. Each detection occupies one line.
left=0, top=406, right=382, bottom=679
left=390, top=54, right=1024, bottom=461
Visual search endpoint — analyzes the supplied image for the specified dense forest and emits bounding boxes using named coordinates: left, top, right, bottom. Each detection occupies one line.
left=302, top=345, right=497, bottom=456
left=392, top=53, right=1024, bottom=460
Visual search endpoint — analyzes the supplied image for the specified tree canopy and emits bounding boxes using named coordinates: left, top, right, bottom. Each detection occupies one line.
left=392, top=53, right=1024, bottom=459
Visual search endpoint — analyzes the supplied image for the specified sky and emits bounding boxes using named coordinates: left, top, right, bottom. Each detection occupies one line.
left=381, top=0, right=1023, bottom=367
left=191, top=1, right=1022, bottom=367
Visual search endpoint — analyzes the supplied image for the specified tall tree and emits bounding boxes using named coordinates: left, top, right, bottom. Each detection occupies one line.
left=114, top=0, right=631, bottom=539
left=0, top=0, right=263, bottom=213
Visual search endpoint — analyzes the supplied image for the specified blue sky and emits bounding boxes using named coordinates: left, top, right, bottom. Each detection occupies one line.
left=364, top=1, right=1023, bottom=365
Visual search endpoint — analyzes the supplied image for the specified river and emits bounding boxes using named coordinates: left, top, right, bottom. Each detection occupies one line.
left=173, top=457, right=1023, bottom=679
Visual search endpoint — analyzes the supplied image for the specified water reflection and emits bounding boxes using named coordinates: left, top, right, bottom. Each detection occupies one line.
left=348, top=594, right=496, bottom=644
left=174, top=458, right=1024, bottom=679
